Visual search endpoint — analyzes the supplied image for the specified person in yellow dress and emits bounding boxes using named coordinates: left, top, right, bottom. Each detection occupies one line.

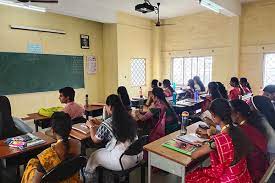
left=21, top=112, right=81, bottom=183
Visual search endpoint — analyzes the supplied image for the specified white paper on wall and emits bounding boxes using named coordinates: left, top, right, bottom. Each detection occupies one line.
left=87, top=55, right=96, bottom=74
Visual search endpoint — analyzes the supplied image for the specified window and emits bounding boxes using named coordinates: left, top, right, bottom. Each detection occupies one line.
left=131, top=58, right=146, bottom=86
left=172, top=56, right=213, bottom=86
left=264, top=54, right=275, bottom=86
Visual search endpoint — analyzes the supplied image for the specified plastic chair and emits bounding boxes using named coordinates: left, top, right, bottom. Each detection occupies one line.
left=41, top=156, right=87, bottom=183
left=98, top=135, right=149, bottom=183
left=260, top=160, right=275, bottom=183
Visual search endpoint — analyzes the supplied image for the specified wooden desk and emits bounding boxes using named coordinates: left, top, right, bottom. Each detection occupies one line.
left=144, top=122, right=206, bottom=183
left=0, top=132, right=55, bottom=167
left=70, top=129, right=90, bottom=141
left=85, top=104, right=104, bottom=119
left=26, top=113, right=51, bottom=132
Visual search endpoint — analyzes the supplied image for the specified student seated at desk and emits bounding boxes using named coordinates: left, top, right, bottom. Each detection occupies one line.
left=117, top=86, right=131, bottom=111
left=162, top=79, right=174, bottom=97
left=59, top=87, right=84, bottom=120
left=216, top=82, right=228, bottom=99
left=146, top=79, right=161, bottom=107
left=186, top=99, right=252, bottom=183
left=193, top=76, right=206, bottom=92
left=263, top=85, right=275, bottom=106
left=84, top=94, right=142, bottom=180
left=136, top=87, right=179, bottom=135
left=181, top=79, right=196, bottom=100
left=21, top=112, right=81, bottom=183
left=201, top=82, right=223, bottom=112
left=0, top=96, right=32, bottom=140
left=229, top=77, right=242, bottom=100
left=240, top=78, right=252, bottom=94
left=230, top=99, right=269, bottom=182
left=251, top=96, right=275, bottom=162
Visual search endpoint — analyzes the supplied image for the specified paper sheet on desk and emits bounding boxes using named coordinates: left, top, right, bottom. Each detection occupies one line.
left=176, top=133, right=208, bottom=144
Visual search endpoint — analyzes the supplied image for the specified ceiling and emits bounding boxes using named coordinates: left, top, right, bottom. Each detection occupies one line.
left=10, top=0, right=259, bottom=23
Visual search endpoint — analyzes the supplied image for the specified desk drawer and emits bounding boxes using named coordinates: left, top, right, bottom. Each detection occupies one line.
left=150, top=152, right=184, bottom=177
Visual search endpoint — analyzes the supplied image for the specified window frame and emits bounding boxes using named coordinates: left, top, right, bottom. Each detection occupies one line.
left=171, top=56, right=213, bottom=87
left=263, top=53, right=275, bottom=87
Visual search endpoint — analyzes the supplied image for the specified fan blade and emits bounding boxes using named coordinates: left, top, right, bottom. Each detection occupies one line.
left=17, top=0, right=58, bottom=3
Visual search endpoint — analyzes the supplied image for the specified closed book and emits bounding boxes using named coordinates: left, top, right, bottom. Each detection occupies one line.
left=176, top=133, right=207, bottom=145
left=162, top=139, right=197, bottom=156
left=72, top=123, right=90, bottom=134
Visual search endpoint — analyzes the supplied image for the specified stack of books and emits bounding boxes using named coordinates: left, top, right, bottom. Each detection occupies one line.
left=162, top=139, right=197, bottom=156
left=5, top=133, right=45, bottom=150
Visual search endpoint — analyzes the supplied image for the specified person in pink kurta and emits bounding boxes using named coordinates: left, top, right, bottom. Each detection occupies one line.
left=59, top=87, right=84, bottom=120
left=229, top=77, right=242, bottom=100
left=186, top=99, right=252, bottom=183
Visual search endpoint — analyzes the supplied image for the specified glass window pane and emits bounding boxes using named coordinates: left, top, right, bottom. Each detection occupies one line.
left=264, top=54, right=275, bottom=86
left=172, top=58, right=184, bottom=86
left=184, top=58, right=192, bottom=85
left=131, top=58, right=146, bottom=86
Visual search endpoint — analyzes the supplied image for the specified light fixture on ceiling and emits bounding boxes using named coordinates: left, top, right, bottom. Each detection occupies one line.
left=0, top=0, right=46, bottom=12
left=199, top=0, right=223, bottom=14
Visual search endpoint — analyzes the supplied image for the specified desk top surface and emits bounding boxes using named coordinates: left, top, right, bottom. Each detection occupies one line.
left=26, top=113, right=50, bottom=121
left=0, top=132, right=56, bottom=159
left=144, top=122, right=205, bottom=166
left=85, top=104, right=104, bottom=112
left=70, top=129, right=90, bottom=141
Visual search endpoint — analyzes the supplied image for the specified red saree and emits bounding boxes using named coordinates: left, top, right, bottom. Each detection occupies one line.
left=186, top=133, right=252, bottom=183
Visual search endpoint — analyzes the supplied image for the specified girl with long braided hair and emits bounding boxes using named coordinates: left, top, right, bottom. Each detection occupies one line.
left=22, top=112, right=81, bottom=183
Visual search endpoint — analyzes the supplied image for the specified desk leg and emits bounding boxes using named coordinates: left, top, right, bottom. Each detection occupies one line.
left=181, top=166, right=185, bottom=183
left=33, top=120, right=38, bottom=132
left=148, top=152, right=151, bottom=183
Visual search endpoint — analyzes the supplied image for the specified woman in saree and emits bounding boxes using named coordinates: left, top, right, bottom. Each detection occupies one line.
left=21, top=112, right=81, bottom=183
left=186, top=98, right=252, bottom=183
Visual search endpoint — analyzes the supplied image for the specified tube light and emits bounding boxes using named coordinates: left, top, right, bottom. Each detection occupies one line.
left=0, top=0, right=46, bottom=12
left=199, top=0, right=223, bottom=14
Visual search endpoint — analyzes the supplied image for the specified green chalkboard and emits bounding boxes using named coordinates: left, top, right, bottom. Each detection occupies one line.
left=0, top=52, right=84, bottom=95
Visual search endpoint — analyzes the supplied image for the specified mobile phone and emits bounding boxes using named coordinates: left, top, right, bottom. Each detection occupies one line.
left=198, top=124, right=210, bottom=130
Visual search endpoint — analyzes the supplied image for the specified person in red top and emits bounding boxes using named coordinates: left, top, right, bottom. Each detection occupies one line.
left=186, top=99, right=252, bottom=183
left=59, top=87, right=84, bottom=120
left=229, top=77, right=242, bottom=100
left=230, top=99, right=269, bottom=183
left=240, top=78, right=252, bottom=94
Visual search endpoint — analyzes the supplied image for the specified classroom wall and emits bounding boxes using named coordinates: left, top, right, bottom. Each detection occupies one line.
left=0, top=5, right=104, bottom=117
left=103, top=23, right=118, bottom=97
left=240, top=0, right=275, bottom=92
left=159, top=11, right=240, bottom=88
left=116, top=12, right=153, bottom=97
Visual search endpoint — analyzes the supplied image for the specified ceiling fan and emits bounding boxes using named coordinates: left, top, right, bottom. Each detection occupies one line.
left=135, top=0, right=175, bottom=27
left=17, top=0, right=58, bottom=3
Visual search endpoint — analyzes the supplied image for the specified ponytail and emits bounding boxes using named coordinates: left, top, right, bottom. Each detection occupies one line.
left=51, top=112, right=72, bottom=159
left=106, top=94, right=137, bottom=142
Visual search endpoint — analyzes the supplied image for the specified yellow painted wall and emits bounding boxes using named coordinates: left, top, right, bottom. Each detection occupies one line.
left=240, top=0, right=275, bottom=91
left=0, top=5, right=104, bottom=117
left=159, top=11, right=240, bottom=88
left=103, top=23, right=118, bottom=97
left=116, top=12, right=153, bottom=97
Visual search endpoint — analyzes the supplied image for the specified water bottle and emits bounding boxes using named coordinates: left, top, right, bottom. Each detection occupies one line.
left=139, top=87, right=143, bottom=98
left=85, top=94, right=89, bottom=107
left=172, top=92, right=177, bottom=105
left=194, top=90, right=199, bottom=102
left=139, top=87, right=144, bottom=111
left=181, top=111, right=189, bottom=135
